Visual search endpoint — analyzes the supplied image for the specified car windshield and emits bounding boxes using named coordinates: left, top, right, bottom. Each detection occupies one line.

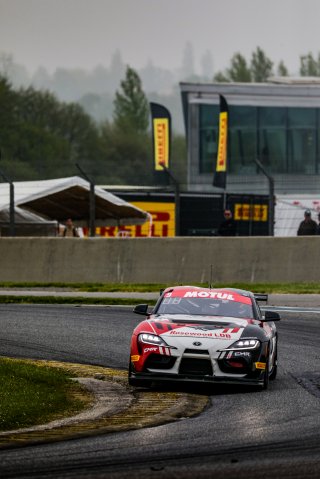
left=156, top=296, right=254, bottom=319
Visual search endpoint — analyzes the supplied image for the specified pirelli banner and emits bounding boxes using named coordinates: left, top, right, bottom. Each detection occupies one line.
left=150, top=102, right=171, bottom=170
left=213, top=95, right=228, bottom=189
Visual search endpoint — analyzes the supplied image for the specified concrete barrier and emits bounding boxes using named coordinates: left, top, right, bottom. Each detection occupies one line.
left=0, top=237, right=319, bottom=283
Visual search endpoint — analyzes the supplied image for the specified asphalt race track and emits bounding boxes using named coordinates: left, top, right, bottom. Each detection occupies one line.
left=0, top=304, right=319, bottom=478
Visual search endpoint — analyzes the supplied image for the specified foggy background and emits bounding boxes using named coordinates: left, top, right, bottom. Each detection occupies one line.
left=1, top=0, right=320, bottom=131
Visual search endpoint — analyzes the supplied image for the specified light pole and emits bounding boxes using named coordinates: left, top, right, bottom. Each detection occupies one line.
left=75, top=163, right=96, bottom=237
left=0, top=150, right=15, bottom=236
left=254, top=158, right=275, bottom=236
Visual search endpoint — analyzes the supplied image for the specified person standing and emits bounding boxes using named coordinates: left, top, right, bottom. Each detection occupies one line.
left=297, top=210, right=317, bottom=235
left=61, top=218, right=80, bottom=237
left=217, top=209, right=237, bottom=236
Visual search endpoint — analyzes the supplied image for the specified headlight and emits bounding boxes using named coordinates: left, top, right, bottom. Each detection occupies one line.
left=223, top=339, right=260, bottom=351
left=138, top=333, right=168, bottom=346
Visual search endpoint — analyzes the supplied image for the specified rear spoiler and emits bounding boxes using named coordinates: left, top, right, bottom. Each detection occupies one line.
left=254, top=293, right=268, bottom=302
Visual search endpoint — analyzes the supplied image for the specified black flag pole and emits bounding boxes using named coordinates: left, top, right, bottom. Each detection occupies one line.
left=213, top=95, right=228, bottom=194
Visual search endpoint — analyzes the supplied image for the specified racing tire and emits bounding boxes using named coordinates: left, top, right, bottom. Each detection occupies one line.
left=269, top=348, right=278, bottom=381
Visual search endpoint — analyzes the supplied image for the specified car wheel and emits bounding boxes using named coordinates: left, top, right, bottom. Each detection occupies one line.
left=269, top=347, right=278, bottom=381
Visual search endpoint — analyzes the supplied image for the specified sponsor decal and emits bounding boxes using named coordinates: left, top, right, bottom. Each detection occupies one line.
left=227, top=351, right=251, bottom=359
left=213, top=95, right=228, bottom=189
left=92, top=201, right=175, bottom=238
left=255, top=362, right=266, bottom=370
left=216, top=112, right=228, bottom=173
left=153, top=118, right=170, bottom=170
left=234, top=203, right=268, bottom=222
left=162, top=288, right=252, bottom=305
left=168, top=330, right=232, bottom=339
left=150, top=102, right=171, bottom=171
left=131, top=355, right=140, bottom=362
left=184, top=291, right=235, bottom=300
left=144, top=347, right=158, bottom=353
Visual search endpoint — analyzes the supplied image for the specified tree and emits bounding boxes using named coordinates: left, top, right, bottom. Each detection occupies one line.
left=213, top=71, right=230, bottom=83
left=99, top=120, right=153, bottom=185
left=300, top=52, right=320, bottom=76
left=213, top=53, right=251, bottom=83
left=277, top=61, right=289, bottom=76
left=227, top=53, right=251, bottom=82
left=250, top=47, right=273, bottom=82
left=113, top=66, right=149, bottom=134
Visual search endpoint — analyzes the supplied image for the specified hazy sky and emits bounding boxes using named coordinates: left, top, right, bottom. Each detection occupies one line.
left=1, top=0, right=320, bottom=75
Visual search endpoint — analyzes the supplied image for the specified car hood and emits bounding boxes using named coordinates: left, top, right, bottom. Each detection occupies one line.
left=134, top=314, right=252, bottom=343
left=150, top=314, right=250, bottom=328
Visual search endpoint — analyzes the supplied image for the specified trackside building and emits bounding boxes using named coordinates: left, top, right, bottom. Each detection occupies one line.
left=180, top=80, right=320, bottom=196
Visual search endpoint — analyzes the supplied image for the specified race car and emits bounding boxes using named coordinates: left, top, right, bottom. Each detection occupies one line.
left=128, top=286, right=280, bottom=390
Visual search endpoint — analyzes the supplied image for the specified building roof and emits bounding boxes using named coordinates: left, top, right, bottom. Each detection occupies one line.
left=0, top=176, right=149, bottom=226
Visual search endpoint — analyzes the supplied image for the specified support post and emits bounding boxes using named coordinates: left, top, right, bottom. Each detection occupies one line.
left=160, top=163, right=180, bottom=236
left=254, top=158, right=274, bottom=236
left=0, top=157, right=15, bottom=236
left=75, top=163, right=96, bottom=237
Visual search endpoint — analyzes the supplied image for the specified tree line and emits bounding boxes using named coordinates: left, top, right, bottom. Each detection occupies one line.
left=0, top=68, right=186, bottom=186
left=213, top=47, right=320, bottom=82
left=1, top=46, right=320, bottom=187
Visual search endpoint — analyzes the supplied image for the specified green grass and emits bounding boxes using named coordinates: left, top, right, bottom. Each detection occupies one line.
left=0, top=358, right=88, bottom=431
left=0, top=296, right=151, bottom=305
left=1, top=281, right=320, bottom=294
left=0, top=282, right=320, bottom=306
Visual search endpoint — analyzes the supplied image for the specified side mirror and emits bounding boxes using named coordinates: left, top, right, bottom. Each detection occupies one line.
left=133, top=304, right=150, bottom=316
left=263, top=310, right=281, bottom=322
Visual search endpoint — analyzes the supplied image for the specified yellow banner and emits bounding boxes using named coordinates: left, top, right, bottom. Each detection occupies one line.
left=153, top=118, right=169, bottom=170
left=234, top=204, right=268, bottom=222
left=216, top=111, right=228, bottom=172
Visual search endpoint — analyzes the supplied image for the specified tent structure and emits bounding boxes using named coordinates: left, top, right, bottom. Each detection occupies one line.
left=0, top=176, right=149, bottom=235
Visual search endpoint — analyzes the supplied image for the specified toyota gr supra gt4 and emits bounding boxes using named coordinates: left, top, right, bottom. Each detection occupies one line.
left=129, top=286, right=280, bottom=389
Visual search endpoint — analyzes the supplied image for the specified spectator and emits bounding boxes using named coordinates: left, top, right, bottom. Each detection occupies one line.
left=61, top=218, right=80, bottom=237
left=217, top=209, right=237, bottom=236
left=297, top=210, right=317, bottom=236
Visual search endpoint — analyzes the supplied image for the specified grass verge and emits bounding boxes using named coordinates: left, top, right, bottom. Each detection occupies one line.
left=0, top=296, right=150, bottom=305
left=1, top=281, right=320, bottom=294
left=0, top=357, right=91, bottom=431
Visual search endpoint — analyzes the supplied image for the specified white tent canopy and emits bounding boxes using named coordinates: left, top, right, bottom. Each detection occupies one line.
left=0, top=176, right=149, bottom=226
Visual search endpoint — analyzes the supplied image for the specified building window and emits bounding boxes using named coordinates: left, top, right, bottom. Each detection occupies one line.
left=199, top=104, right=219, bottom=173
left=287, top=108, right=316, bottom=173
left=258, top=106, right=287, bottom=173
left=198, top=104, right=319, bottom=175
left=229, top=106, right=257, bottom=174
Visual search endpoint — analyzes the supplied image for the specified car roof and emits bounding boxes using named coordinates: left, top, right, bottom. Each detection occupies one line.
left=162, top=285, right=253, bottom=300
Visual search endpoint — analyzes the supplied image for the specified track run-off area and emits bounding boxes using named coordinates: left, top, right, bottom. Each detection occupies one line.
left=0, top=300, right=319, bottom=478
